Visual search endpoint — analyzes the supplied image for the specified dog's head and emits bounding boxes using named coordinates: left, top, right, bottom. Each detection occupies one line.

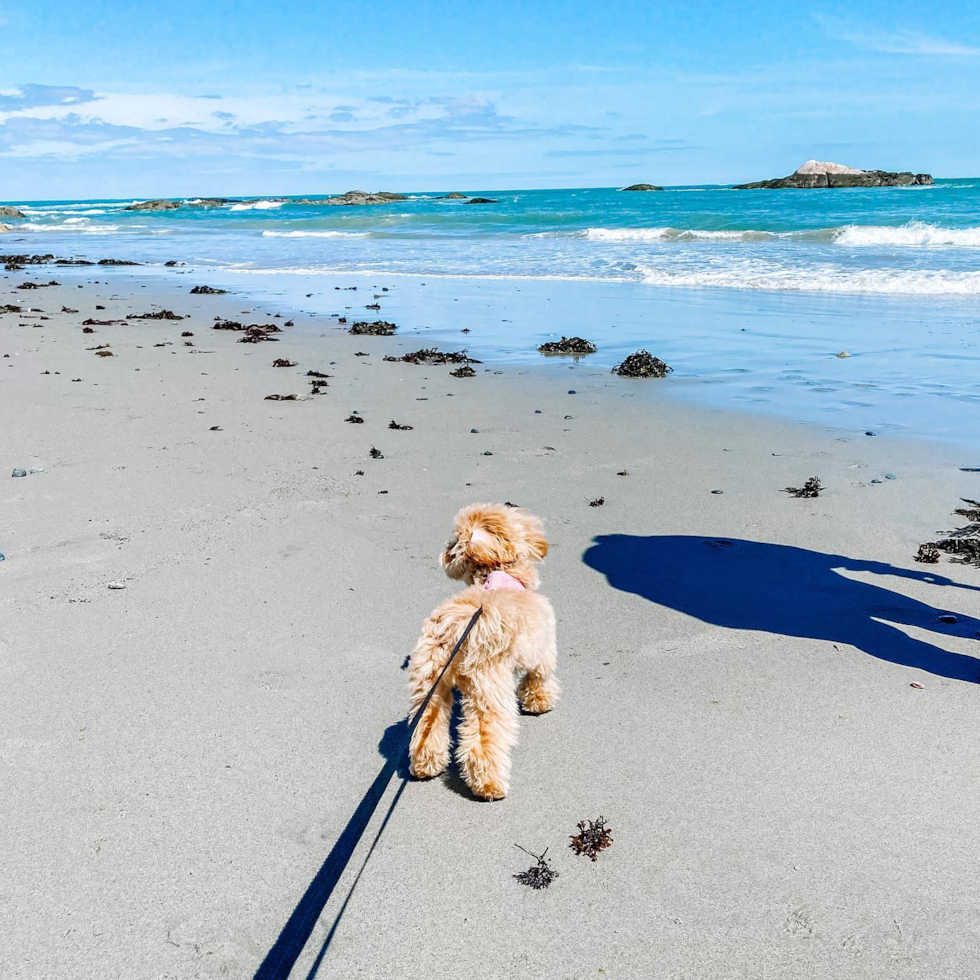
left=440, top=503, right=548, bottom=587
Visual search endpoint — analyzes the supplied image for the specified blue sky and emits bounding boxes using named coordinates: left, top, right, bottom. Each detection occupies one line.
left=1, top=0, right=979, bottom=198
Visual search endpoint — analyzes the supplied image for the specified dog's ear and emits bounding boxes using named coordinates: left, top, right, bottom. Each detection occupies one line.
left=467, top=524, right=518, bottom=567
left=521, top=526, right=548, bottom=562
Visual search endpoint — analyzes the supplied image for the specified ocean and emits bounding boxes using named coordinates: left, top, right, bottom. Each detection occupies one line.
left=5, top=182, right=980, bottom=445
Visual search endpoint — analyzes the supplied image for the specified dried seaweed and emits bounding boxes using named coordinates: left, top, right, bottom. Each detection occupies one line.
left=450, top=365, right=476, bottom=378
left=309, top=379, right=328, bottom=393
left=349, top=320, right=397, bottom=336
left=782, top=477, right=824, bottom=498
left=569, top=816, right=614, bottom=861
left=95, top=349, right=114, bottom=357
left=264, top=394, right=301, bottom=401
left=0, top=304, right=23, bottom=314
left=82, top=326, right=94, bottom=333
left=588, top=497, right=605, bottom=507
left=936, top=536, right=980, bottom=567
left=513, top=847, right=559, bottom=890
left=345, top=415, right=364, bottom=424
left=369, top=446, right=384, bottom=458
left=914, top=543, right=941, bottom=564
left=537, top=336, right=597, bottom=355
left=61, top=306, right=78, bottom=314
left=190, top=285, right=227, bottom=294
left=954, top=499, right=980, bottom=523
left=126, top=309, right=184, bottom=320
left=213, top=320, right=245, bottom=330
left=383, top=348, right=478, bottom=365
left=272, top=358, right=297, bottom=367
left=388, top=420, right=413, bottom=430
left=307, top=370, right=331, bottom=378
left=238, top=325, right=281, bottom=343
left=181, top=331, right=194, bottom=337
left=614, top=350, right=672, bottom=379
left=365, top=303, right=381, bottom=311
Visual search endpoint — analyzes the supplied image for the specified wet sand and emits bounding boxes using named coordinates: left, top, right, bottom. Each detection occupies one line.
left=3, top=265, right=980, bottom=979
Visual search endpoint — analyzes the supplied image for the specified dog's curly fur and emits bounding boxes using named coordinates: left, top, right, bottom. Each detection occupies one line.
left=407, top=503, right=559, bottom=800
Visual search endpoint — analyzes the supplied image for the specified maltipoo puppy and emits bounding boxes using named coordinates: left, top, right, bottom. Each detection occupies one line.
left=407, top=503, right=559, bottom=800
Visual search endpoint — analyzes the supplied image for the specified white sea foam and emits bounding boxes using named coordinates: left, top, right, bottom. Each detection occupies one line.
left=634, top=261, right=980, bottom=295
left=229, top=200, right=284, bottom=211
left=261, top=230, right=370, bottom=238
left=579, top=226, right=819, bottom=242
left=833, top=221, right=980, bottom=247
left=18, top=220, right=123, bottom=233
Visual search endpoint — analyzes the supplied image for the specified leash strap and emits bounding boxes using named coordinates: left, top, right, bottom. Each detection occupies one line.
left=407, top=605, right=483, bottom=739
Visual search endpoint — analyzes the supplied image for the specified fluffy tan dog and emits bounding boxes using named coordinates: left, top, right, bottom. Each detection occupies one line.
left=407, top=503, right=559, bottom=800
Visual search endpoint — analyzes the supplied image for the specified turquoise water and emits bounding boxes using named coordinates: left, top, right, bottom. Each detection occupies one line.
left=5, top=183, right=980, bottom=444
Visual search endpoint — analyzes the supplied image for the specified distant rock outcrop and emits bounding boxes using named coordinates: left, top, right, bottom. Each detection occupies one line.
left=620, top=183, right=663, bottom=192
left=316, top=190, right=407, bottom=206
left=735, top=161, right=933, bottom=189
left=0, top=206, right=26, bottom=218
left=465, top=197, right=497, bottom=204
left=435, top=192, right=467, bottom=200
left=126, top=199, right=182, bottom=211
left=186, top=198, right=234, bottom=207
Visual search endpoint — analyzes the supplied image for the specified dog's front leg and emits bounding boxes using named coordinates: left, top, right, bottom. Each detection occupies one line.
left=455, top=667, right=519, bottom=800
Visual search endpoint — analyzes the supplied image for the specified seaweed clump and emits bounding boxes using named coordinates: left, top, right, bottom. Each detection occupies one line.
left=614, top=350, right=672, bottom=378
left=569, top=816, right=614, bottom=861
left=126, top=309, right=185, bottom=320
left=272, top=358, right=297, bottom=367
left=450, top=365, right=476, bottom=378
left=537, top=336, right=597, bottom=355
left=388, top=420, right=413, bottom=430
left=190, top=285, right=227, bottom=294
left=782, top=477, right=824, bottom=498
left=383, top=348, right=478, bottom=365
left=915, top=499, right=980, bottom=568
left=349, top=320, right=397, bottom=336
left=513, top=847, right=559, bottom=890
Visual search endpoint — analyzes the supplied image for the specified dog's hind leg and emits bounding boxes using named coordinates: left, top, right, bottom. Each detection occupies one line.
left=517, top=608, right=560, bottom=715
left=455, top=666, right=519, bottom=800
left=407, top=642, right=455, bottom=780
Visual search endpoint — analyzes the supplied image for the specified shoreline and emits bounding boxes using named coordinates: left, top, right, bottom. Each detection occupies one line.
left=7, top=253, right=979, bottom=448
left=4, top=263, right=980, bottom=979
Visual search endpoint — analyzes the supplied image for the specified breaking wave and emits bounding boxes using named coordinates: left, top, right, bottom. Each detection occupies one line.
left=261, top=230, right=370, bottom=238
left=229, top=200, right=284, bottom=211
left=833, top=221, right=980, bottom=247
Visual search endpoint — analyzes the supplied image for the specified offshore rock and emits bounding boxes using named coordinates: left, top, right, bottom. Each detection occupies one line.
left=735, top=160, right=932, bottom=189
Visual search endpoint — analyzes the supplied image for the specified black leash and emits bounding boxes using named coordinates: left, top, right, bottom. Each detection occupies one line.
left=254, top=606, right=484, bottom=980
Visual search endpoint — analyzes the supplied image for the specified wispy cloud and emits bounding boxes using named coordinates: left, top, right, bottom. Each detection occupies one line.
left=818, top=16, right=980, bottom=57
left=0, top=84, right=101, bottom=111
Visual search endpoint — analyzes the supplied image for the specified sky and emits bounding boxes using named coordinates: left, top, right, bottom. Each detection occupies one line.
left=1, top=0, right=979, bottom=199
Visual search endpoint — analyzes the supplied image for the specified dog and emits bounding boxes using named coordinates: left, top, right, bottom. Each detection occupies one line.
left=407, top=503, right=559, bottom=800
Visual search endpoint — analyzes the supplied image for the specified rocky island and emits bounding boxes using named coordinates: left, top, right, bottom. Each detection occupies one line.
left=734, top=160, right=932, bottom=189
left=620, top=183, right=663, bottom=191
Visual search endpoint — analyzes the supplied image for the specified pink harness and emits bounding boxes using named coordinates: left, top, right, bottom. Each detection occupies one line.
left=483, top=570, right=525, bottom=592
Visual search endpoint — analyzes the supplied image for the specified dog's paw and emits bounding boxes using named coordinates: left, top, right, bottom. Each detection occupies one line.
left=409, top=752, right=449, bottom=780
left=518, top=676, right=559, bottom=715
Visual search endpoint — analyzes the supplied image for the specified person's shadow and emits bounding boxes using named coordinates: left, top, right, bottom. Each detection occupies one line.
left=583, top=535, right=980, bottom=683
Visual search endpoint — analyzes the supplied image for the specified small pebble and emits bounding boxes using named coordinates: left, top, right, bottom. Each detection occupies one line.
left=865, top=431, right=877, bottom=437
left=568, top=390, right=576, bottom=395
left=0, top=553, right=5, bottom=561
left=711, top=489, right=724, bottom=495
left=910, top=682, right=925, bottom=689
left=870, top=479, right=882, bottom=484
left=482, top=450, right=493, bottom=456
left=938, top=614, right=958, bottom=624
left=107, top=581, right=127, bottom=590
left=11, top=468, right=26, bottom=478
left=29, top=467, right=44, bottom=474
left=836, top=351, right=851, bottom=358
left=885, top=473, right=896, bottom=480
left=471, top=428, right=479, bottom=433
left=534, top=410, right=542, bottom=414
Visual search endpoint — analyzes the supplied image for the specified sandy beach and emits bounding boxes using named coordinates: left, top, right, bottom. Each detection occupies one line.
left=3, top=262, right=980, bottom=979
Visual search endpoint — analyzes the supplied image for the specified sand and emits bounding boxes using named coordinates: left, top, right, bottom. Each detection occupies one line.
left=3, top=266, right=980, bottom=979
